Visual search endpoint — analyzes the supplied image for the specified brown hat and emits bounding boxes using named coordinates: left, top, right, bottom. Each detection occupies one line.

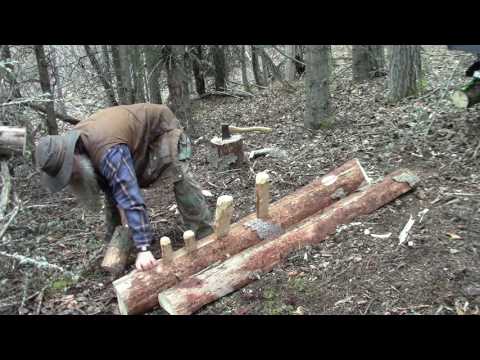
left=35, top=130, right=81, bottom=193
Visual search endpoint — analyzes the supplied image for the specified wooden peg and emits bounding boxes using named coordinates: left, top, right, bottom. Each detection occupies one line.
left=214, top=195, right=234, bottom=239
left=160, top=236, right=173, bottom=264
left=255, top=172, right=271, bottom=220
left=183, top=230, right=196, bottom=252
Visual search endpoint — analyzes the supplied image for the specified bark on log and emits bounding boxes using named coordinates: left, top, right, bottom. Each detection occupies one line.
left=0, top=126, right=26, bottom=157
left=158, top=168, right=419, bottom=315
left=451, top=79, right=480, bottom=108
left=101, top=226, right=132, bottom=275
left=112, top=159, right=369, bottom=315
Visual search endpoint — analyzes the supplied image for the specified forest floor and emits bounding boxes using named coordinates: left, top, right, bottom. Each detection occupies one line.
left=1, top=45, right=479, bottom=315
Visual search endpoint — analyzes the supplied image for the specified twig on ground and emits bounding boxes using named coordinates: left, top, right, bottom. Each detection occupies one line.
left=0, top=250, right=78, bottom=280
left=0, top=205, right=19, bottom=242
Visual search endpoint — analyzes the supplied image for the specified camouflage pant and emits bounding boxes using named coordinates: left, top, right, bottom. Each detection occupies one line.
left=104, top=134, right=213, bottom=242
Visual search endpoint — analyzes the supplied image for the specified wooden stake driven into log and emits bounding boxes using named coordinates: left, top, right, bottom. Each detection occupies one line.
left=214, top=195, right=234, bottom=238
left=160, top=237, right=173, bottom=264
left=256, top=172, right=270, bottom=220
left=0, top=126, right=26, bottom=157
left=157, top=168, right=419, bottom=315
left=113, top=159, right=369, bottom=315
left=101, top=226, right=132, bottom=275
left=183, top=230, right=196, bottom=252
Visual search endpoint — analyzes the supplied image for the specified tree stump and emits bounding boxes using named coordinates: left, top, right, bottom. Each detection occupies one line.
left=209, top=135, right=244, bottom=169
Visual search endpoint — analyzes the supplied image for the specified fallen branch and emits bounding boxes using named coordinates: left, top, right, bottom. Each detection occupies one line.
left=0, top=249, right=78, bottom=280
left=0, top=205, right=19, bottom=241
left=158, top=168, right=419, bottom=315
left=0, top=161, right=12, bottom=219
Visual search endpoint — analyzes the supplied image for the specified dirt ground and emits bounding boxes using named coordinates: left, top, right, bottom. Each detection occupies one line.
left=1, top=45, right=479, bottom=315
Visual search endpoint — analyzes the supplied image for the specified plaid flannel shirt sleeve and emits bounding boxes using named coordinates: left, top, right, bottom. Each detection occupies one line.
left=99, top=144, right=153, bottom=250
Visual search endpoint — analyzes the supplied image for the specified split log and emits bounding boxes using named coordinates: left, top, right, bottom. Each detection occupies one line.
left=0, top=161, right=12, bottom=220
left=451, top=79, right=480, bottom=108
left=160, top=237, right=173, bottom=264
left=0, top=126, right=26, bottom=157
left=158, top=168, right=419, bottom=315
left=209, top=135, right=244, bottom=169
left=101, top=226, right=132, bottom=275
left=113, top=158, right=369, bottom=315
left=255, top=172, right=270, bottom=220
left=183, top=230, right=196, bottom=252
left=213, top=195, right=234, bottom=238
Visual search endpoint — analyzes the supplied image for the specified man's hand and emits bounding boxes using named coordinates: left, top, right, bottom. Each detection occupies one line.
left=135, top=251, right=156, bottom=271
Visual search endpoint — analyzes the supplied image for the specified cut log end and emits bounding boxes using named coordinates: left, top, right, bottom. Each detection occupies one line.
left=451, top=90, right=469, bottom=109
left=158, top=295, right=180, bottom=315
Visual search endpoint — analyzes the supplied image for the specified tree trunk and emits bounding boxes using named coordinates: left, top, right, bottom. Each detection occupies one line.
left=33, top=45, right=58, bottom=135
left=101, top=45, right=114, bottom=91
left=119, top=45, right=134, bottom=104
left=388, top=45, right=422, bottom=102
left=49, top=46, right=67, bottom=114
left=131, top=45, right=146, bottom=103
left=304, top=45, right=332, bottom=130
left=165, top=45, right=194, bottom=136
left=212, top=45, right=227, bottom=91
left=238, top=45, right=251, bottom=93
left=260, top=49, right=270, bottom=84
left=84, top=45, right=118, bottom=106
left=352, top=45, right=385, bottom=82
left=113, top=159, right=369, bottom=314
left=251, top=46, right=266, bottom=87
left=144, top=45, right=162, bottom=104
left=0, top=45, right=21, bottom=99
left=158, top=168, right=418, bottom=315
left=286, top=45, right=297, bottom=81
left=191, top=45, right=206, bottom=96
left=111, top=45, right=128, bottom=105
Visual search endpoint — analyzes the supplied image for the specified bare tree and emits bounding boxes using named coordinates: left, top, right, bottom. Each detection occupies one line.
left=144, top=45, right=162, bottom=104
left=191, top=45, right=206, bottom=96
left=111, top=45, right=128, bottom=105
left=251, top=45, right=266, bottom=87
left=131, top=45, right=146, bottom=103
left=352, top=45, right=385, bottom=82
left=212, top=45, right=227, bottom=91
left=34, top=45, right=58, bottom=135
left=165, top=45, right=194, bottom=136
left=388, top=45, right=422, bottom=102
left=286, top=45, right=297, bottom=81
left=84, top=45, right=118, bottom=106
left=304, top=45, right=332, bottom=130
left=238, top=45, right=251, bottom=93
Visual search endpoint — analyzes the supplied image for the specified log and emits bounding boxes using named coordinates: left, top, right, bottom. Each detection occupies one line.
left=0, top=126, right=26, bottom=157
left=451, top=79, right=480, bottom=108
left=158, top=168, right=419, bottom=315
left=101, top=226, right=132, bottom=275
left=255, top=172, right=270, bottom=220
left=214, top=195, right=234, bottom=238
left=209, top=135, right=244, bottom=169
left=113, top=158, right=369, bottom=315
